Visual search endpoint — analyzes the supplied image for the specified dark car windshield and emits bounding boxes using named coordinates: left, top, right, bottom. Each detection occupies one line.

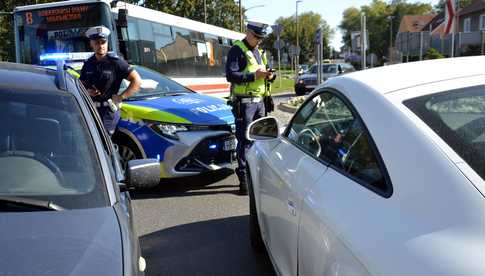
left=309, top=64, right=338, bottom=74
left=0, top=88, right=109, bottom=209
left=404, top=85, right=485, bottom=181
left=120, top=66, right=193, bottom=100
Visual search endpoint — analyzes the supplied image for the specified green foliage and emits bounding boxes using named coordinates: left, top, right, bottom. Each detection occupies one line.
left=1, top=0, right=59, bottom=61
left=424, top=47, right=444, bottom=59
left=262, top=12, right=333, bottom=65
left=339, top=0, right=433, bottom=61
left=434, top=0, right=473, bottom=13
left=143, top=0, right=242, bottom=31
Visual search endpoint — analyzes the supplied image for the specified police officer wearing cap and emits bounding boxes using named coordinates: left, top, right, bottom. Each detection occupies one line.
left=226, top=21, right=276, bottom=195
left=80, top=25, right=141, bottom=135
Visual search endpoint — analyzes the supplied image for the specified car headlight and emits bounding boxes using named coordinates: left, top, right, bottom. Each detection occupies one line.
left=149, top=123, right=188, bottom=140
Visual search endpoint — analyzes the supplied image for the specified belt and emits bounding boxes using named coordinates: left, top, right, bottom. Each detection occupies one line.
left=238, top=97, right=262, bottom=104
left=94, top=101, right=110, bottom=108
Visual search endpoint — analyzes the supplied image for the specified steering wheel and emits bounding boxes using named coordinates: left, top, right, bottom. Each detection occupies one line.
left=297, top=129, right=322, bottom=157
left=0, top=151, right=65, bottom=185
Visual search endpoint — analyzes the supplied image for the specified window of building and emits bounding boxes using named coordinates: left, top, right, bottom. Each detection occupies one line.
left=480, top=14, right=485, bottom=31
left=464, top=17, right=471, bottom=33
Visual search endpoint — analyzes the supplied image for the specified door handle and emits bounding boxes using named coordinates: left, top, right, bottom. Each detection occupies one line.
left=287, top=199, right=297, bottom=217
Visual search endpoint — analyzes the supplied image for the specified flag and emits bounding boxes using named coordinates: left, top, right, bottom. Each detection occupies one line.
left=444, top=0, right=456, bottom=35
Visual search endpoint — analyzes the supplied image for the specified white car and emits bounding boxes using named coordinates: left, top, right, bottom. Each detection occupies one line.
left=246, top=56, right=485, bottom=276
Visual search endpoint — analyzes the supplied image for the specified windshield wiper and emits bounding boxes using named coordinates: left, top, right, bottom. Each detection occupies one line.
left=0, top=196, right=65, bottom=211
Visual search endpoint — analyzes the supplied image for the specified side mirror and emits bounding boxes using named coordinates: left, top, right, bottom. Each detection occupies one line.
left=247, top=117, right=280, bottom=141
left=125, top=159, right=160, bottom=189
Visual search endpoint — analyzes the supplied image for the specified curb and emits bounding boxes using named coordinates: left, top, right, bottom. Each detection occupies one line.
left=277, top=102, right=298, bottom=113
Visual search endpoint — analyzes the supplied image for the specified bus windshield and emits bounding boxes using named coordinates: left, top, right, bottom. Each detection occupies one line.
left=15, top=2, right=115, bottom=65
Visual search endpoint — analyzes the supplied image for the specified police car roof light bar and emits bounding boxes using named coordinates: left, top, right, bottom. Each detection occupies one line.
left=55, top=59, right=68, bottom=91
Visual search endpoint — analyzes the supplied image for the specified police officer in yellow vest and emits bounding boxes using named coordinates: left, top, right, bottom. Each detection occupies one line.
left=226, top=21, right=276, bottom=195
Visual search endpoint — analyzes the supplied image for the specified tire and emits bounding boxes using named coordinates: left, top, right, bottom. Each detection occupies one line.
left=247, top=168, right=266, bottom=253
left=112, top=133, right=142, bottom=170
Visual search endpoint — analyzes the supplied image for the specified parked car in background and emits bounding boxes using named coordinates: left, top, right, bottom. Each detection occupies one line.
left=246, top=57, right=485, bottom=276
left=294, top=63, right=355, bottom=96
left=298, top=64, right=309, bottom=75
left=0, top=62, right=160, bottom=276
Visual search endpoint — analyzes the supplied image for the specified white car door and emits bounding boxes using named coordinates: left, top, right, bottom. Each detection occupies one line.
left=294, top=90, right=392, bottom=276
left=258, top=95, right=337, bottom=276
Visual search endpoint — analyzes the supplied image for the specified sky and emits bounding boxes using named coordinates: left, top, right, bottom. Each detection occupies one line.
left=242, top=0, right=441, bottom=49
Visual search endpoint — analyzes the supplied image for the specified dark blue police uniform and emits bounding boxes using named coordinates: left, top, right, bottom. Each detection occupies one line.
left=80, top=54, right=133, bottom=134
left=226, top=39, right=266, bottom=186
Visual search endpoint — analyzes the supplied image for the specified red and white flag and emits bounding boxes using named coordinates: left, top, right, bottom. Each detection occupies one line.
left=444, top=0, right=456, bottom=35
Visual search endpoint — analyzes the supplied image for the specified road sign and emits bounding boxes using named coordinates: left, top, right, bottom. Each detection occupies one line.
left=272, top=24, right=283, bottom=37
left=315, top=28, right=322, bottom=44
left=289, top=45, right=301, bottom=56
left=351, top=31, right=369, bottom=52
left=273, top=39, right=285, bottom=50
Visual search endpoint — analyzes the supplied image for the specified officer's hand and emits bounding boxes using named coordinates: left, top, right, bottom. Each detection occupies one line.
left=255, top=69, right=271, bottom=80
left=112, top=94, right=123, bottom=105
left=87, top=88, right=100, bottom=97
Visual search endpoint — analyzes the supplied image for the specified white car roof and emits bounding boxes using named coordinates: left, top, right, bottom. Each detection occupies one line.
left=341, top=56, right=485, bottom=95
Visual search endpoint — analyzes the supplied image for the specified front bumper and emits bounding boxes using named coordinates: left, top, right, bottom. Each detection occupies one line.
left=160, top=130, right=236, bottom=178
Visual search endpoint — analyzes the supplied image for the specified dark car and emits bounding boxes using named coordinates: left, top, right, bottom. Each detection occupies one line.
left=0, top=62, right=160, bottom=276
left=294, top=63, right=355, bottom=95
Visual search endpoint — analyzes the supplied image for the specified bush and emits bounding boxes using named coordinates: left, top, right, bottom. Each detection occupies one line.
left=424, top=48, right=444, bottom=60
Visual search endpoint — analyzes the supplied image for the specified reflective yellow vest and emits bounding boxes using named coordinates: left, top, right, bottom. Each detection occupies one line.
left=232, top=40, right=270, bottom=97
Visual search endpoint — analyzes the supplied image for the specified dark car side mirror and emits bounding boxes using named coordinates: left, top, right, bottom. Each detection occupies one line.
left=247, top=117, right=280, bottom=141
left=125, top=159, right=160, bottom=189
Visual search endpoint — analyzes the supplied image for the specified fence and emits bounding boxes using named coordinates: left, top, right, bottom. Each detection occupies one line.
left=395, top=30, right=485, bottom=60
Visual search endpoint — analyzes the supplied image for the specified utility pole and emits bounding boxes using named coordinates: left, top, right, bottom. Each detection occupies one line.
left=239, top=0, right=243, bottom=32
left=361, top=13, right=366, bottom=70
left=295, top=0, right=302, bottom=76
left=388, top=15, right=394, bottom=62
left=204, top=0, right=207, bottom=24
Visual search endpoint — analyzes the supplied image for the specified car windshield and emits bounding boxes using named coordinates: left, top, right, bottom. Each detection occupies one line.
left=0, top=88, right=109, bottom=209
left=404, top=85, right=485, bottom=181
left=310, top=64, right=338, bottom=74
left=120, top=66, right=193, bottom=100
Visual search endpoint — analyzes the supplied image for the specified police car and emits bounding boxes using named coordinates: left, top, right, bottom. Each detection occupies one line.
left=40, top=53, right=236, bottom=179
left=114, top=65, right=236, bottom=178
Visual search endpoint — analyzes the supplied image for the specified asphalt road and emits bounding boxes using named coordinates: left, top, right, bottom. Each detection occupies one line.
left=132, top=170, right=276, bottom=276
left=131, top=93, right=298, bottom=276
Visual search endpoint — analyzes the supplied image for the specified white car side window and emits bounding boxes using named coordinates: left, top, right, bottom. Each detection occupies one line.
left=287, top=91, right=389, bottom=195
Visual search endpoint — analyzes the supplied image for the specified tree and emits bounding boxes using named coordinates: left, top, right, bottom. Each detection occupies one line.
left=0, top=0, right=57, bottom=62
left=339, top=0, right=433, bottom=63
left=262, top=12, right=333, bottom=65
left=143, top=0, right=242, bottom=31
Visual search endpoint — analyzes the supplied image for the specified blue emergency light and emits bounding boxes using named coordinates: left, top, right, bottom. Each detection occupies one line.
left=39, top=53, right=71, bottom=61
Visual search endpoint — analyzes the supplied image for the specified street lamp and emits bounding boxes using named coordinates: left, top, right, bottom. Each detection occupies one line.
left=388, top=15, right=394, bottom=63
left=296, top=0, right=303, bottom=76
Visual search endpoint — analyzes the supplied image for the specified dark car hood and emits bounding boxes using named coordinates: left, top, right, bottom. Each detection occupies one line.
left=0, top=207, right=122, bottom=276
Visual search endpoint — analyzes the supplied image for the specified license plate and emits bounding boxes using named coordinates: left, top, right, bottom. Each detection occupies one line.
left=223, top=138, right=237, bottom=151
left=305, top=85, right=316, bottom=89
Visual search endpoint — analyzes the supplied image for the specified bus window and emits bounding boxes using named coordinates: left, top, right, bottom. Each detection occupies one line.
left=15, top=2, right=114, bottom=65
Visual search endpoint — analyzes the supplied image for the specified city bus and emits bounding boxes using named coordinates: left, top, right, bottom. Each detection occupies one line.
left=13, top=0, right=245, bottom=97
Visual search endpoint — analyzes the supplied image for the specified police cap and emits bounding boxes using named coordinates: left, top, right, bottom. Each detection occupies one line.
left=85, top=26, right=111, bottom=41
left=246, top=21, right=269, bottom=38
